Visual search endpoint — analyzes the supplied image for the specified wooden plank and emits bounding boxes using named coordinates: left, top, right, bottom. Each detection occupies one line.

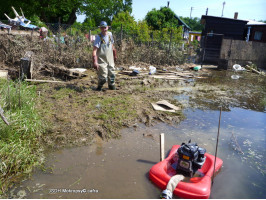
left=0, top=70, right=8, bottom=79
left=25, top=79, right=64, bottom=83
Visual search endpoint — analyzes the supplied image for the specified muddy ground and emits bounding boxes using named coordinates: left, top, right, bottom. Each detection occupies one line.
left=34, top=64, right=265, bottom=149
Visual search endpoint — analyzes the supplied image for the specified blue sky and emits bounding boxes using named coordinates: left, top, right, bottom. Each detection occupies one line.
left=77, top=0, right=266, bottom=22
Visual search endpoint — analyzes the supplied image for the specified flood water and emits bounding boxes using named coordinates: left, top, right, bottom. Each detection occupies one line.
left=9, top=104, right=266, bottom=198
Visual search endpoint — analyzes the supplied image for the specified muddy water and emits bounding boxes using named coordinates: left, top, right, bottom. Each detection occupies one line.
left=9, top=105, right=265, bottom=199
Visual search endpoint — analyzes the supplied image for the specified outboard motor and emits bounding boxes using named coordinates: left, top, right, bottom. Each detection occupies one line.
left=176, top=140, right=206, bottom=177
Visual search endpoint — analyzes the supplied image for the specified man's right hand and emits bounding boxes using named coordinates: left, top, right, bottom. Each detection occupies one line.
left=93, top=55, right=99, bottom=70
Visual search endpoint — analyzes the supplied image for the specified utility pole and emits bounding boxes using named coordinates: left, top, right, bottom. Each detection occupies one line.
left=221, top=1, right=226, bottom=17
left=206, top=8, right=208, bottom=15
left=167, top=1, right=170, bottom=8
left=190, top=7, right=194, bottom=18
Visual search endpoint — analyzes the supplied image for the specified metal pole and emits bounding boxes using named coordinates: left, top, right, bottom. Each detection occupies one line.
left=221, top=1, right=226, bottom=17
left=201, top=35, right=207, bottom=68
left=190, top=7, right=194, bottom=18
left=212, top=107, right=222, bottom=185
left=160, top=133, right=165, bottom=161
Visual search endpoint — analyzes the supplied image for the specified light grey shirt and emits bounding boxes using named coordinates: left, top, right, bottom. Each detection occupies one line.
left=93, top=32, right=114, bottom=48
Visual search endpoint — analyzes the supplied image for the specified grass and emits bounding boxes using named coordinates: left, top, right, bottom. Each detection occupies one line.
left=0, top=79, right=45, bottom=196
left=87, top=95, right=138, bottom=139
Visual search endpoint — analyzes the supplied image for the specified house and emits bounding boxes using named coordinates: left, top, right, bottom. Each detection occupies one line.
left=200, top=15, right=266, bottom=69
left=246, top=20, right=266, bottom=43
left=189, top=31, right=201, bottom=43
left=200, top=15, right=248, bottom=64
left=174, top=15, right=191, bottom=40
left=201, top=15, right=248, bottom=40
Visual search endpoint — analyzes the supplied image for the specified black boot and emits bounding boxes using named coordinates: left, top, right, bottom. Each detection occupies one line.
left=108, top=85, right=116, bottom=90
left=95, top=85, right=103, bottom=91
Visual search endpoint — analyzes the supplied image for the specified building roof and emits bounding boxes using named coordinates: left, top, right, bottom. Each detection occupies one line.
left=189, top=31, right=201, bottom=34
left=201, top=15, right=249, bottom=23
left=247, top=20, right=266, bottom=25
left=174, top=15, right=191, bottom=30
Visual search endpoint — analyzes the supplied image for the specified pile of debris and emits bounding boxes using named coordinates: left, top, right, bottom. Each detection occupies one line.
left=0, top=33, right=91, bottom=80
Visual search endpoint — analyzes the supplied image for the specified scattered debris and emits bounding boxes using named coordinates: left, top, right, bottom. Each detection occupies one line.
left=233, top=64, right=245, bottom=72
left=129, top=69, right=140, bottom=76
left=149, top=66, right=156, bottom=75
left=231, top=75, right=240, bottom=80
left=4, top=6, right=38, bottom=29
left=244, top=64, right=265, bottom=76
left=0, top=21, right=11, bottom=33
left=193, top=65, right=201, bottom=71
left=151, top=100, right=180, bottom=113
left=0, top=70, right=8, bottom=79
left=68, top=68, right=87, bottom=77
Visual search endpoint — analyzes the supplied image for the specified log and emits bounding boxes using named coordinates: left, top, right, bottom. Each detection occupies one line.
left=0, top=106, right=9, bottom=125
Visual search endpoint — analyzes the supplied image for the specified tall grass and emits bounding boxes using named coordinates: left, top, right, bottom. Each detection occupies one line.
left=0, top=79, right=45, bottom=195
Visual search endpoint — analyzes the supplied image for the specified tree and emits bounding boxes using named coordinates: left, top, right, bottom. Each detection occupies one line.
left=145, top=7, right=179, bottom=30
left=135, top=20, right=151, bottom=42
left=111, top=11, right=136, bottom=35
left=81, top=0, right=132, bottom=27
left=179, top=17, right=203, bottom=32
left=0, top=0, right=82, bottom=25
left=0, top=0, right=133, bottom=26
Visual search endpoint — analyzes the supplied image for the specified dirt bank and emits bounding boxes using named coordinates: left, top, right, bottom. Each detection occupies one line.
left=36, top=64, right=266, bottom=149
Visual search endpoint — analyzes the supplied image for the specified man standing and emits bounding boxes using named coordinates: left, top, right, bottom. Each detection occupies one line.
left=92, top=21, right=117, bottom=91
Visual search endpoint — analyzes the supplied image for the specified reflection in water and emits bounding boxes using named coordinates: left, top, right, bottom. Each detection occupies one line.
left=9, top=106, right=265, bottom=199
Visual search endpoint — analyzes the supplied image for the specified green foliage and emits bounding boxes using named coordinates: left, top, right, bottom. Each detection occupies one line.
left=111, top=11, right=136, bottom=35
left=30, top=15, right=47, bottom=28
left=179, top=17, right=203, bottom=31
left=0, top=80, right=45, bottom=195
left=81, top=0, right=133, bottom=26
left=145, top=7, right=179, bottom=30
left=135, top=20, right=151, bottom=42
left=0, top=0, right=133, bottom=26
left=153, top=26, right=182, bottom=43
left=0, top=0, right=82, bottom=24
left=191, top=39, right=200, bottom=49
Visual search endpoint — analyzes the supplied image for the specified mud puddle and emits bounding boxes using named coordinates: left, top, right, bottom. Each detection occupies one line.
left=9, top=105, right=266, bottom=199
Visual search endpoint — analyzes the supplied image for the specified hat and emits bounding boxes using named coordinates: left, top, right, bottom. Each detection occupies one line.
left=99, top=21, right=108, bottom=27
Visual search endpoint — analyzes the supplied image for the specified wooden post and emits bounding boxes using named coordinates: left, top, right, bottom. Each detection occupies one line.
left=7, top=79, right=10, bottom=110
left=169, top=29, right=173, bottom=53
left=151, top=32, right=154, bottom=47
left=120, top=24, right=123, bottom=43
left=160, top=133, right=165, bottom=161
left=20, top=51, right=34, bottom=80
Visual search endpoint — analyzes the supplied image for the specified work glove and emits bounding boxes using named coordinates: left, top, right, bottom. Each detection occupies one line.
left=113, top=49, right=117, bottom=62
left=92, top=55, right=99, bottom=70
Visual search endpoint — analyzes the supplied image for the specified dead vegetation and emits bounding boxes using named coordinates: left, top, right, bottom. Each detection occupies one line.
left=117, top=39, right=186, bottom=66
left=0, top=34, right=91, bottom=80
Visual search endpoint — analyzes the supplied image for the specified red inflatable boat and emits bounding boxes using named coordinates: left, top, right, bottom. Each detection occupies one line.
left=149, top=145, right=223, bottom=199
